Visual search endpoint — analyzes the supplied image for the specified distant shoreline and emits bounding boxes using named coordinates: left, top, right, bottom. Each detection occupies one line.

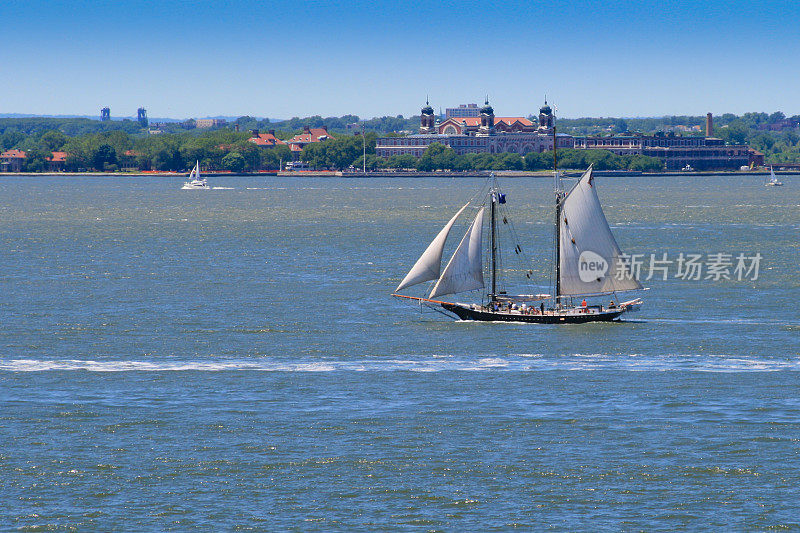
left=0, top=170, right=792, bottom=178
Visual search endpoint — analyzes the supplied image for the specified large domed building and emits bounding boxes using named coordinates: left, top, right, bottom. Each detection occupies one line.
left=376, top=98, right=569, bottom=159
left=374, top=99, right=758, bottom=171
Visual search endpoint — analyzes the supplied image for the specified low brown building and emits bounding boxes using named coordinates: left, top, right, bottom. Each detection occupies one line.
left=573, top=135, right=753, bottom=170
left=46, top=151, right=67, bottom=172
left=0, top=149, right=26, bottom=172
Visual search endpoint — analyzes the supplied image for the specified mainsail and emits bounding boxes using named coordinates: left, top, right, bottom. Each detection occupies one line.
left=395, top=203, right=469, bottom=292
left=558, top=167, right=642, bottom=295
left=429, top=207, right=485, bottom=298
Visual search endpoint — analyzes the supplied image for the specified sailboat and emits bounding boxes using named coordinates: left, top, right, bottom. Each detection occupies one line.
left=182, top=161, right=209, bottom=190
left=765, top=166, right=783, bottom=187
left=392, top=166, right=644, bottom=323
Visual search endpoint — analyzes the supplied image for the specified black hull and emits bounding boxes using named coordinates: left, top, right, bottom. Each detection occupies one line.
left=441, top=303, right=625, bottom=324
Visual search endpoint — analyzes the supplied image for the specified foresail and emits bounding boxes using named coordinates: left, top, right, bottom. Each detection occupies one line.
left=429, top=207, right=485, bottom=299
left=559, top=167, right=642, bottom=295
left=395, top=203, right=469, bottom=292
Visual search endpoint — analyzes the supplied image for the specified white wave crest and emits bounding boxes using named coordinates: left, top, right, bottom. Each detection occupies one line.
left=0, top=355, right=797, bottom=373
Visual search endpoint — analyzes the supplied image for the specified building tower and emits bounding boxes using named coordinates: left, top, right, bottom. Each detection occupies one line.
left=538, top=100, right=553, bottom=131
left=101, top=107, right=111, bottom=121
left=706, top=112, right=713, bottom=137
left=419, top=98, right=436, bottom=134
left=137, top=107, right=148, bottom=127
left=478, top=97, right=495, bottom=135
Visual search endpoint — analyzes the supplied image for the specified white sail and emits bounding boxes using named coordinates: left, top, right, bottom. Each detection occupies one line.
left=395, top=203, right=469, bottom=292
left=429, top=208, right=485, bottom=298
left=559, top=167, right=642, bottom=295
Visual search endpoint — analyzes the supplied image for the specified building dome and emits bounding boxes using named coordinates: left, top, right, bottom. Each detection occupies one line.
left=421, top=98, right=434, bottom=116
left=540, top=101, right=552, bottom=115
left=480, top=98, right=494, bottom=115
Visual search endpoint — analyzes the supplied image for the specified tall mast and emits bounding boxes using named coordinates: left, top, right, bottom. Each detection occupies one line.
left=553, top=120, right=561, bottom=305
left=490, top=186, right=497, bottom=299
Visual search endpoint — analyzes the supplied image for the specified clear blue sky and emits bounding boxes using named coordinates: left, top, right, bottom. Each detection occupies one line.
left=4, top=0, right=799, bottom=119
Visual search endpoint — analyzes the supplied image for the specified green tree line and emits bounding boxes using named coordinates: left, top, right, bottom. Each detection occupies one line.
left=1, top=128, right=290, bottom=172
left=4, top=110, right=800, bottom=171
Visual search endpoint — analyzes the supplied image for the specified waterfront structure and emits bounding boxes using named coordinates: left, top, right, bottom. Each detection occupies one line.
left=573, top=114, right=757, bottom=170
left=376, top=100, right=570, bottom=158
left=288, top=126, right=330, bottom=160
left=573, top=134, right=755, bottom=170
left=0, top=149, right=26, bottom=172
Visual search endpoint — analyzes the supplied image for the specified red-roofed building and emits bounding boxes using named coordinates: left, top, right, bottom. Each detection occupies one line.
left=248, top=129, right=287, bottom=148
left=120, top=150, right=141, bottom=170
left=46, top=151, right=68, bottom=172
left=287, top=126, right=330, bottom=159
left=0, top=149, right=26, bottom=172
left=438, top=116, right=535, bottom=135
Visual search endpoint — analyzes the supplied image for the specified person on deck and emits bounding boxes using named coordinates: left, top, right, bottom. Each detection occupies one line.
left=609, top=300, right=616, bottom=309
left=581, top=298, right=587, bottom=307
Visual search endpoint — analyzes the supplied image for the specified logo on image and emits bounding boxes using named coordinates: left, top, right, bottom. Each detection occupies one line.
left=578, top=251, right=608, bottom=283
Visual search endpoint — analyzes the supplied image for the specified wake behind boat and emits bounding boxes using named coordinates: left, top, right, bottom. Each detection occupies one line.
left=182, top=161, right=209, bottom=190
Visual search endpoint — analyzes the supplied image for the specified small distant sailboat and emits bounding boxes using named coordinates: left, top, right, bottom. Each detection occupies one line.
left=182, top=161, right=209, bottom=189
left=765, top=166, right=783, bottom=187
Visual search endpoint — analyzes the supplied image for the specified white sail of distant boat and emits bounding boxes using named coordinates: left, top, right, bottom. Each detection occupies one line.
left=558, top=167, right=643, bottom=295
left=765, top=166, right=783, bottom=187
left=395, top=203, right=469, bottom=292
left=182, top=160, right=209, bottom=189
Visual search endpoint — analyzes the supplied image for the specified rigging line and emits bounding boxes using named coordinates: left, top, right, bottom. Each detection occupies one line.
left=497, top=202, right=531, bottom=263
left=425, top=302, right=456, bottom=318
left=495, top=200, right=536, bottom=286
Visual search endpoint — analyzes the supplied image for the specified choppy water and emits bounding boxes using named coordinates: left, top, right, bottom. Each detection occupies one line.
left=1, top=174, right=799, bottom=530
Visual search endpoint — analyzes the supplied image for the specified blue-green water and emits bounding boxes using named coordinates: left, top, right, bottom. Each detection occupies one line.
left=1, top=175, right=799, bottom=530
